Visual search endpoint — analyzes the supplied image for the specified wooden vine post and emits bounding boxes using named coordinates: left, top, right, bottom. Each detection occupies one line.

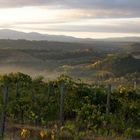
left=106, top=84, right=112, bottom=116
left=60, top=80, right=65, bottom=126
left=134, top=81, right=137, bottom=90
left=0, top=84, right=9, bottom=139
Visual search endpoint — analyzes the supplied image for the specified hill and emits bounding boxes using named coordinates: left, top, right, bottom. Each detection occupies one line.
left=91, top=54, right=140, bottom=76
left=121, top=43, right=140, bottom=53
left=104, top=37, right=140, bottom=42
left=0, top=29, right=84, bottom=43
left=0, top=29, right=140, bottom=43
left=0, top=39, right=124, bottom=52
left=0, top=39, right=139, bottom=81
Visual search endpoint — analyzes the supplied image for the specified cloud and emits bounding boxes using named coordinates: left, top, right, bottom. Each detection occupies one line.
left=0, top=0, right=140, bottom=38
left=0, top=0, right=41, bottom=8
left=1, top=0, right=139, bottom=9
left=0, top=0, right=140, bottom=18
left=3, top=18, right=140, bottom=34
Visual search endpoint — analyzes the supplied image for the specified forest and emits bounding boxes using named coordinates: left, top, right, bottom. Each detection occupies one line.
left=0, top=72, right=139, bottom=140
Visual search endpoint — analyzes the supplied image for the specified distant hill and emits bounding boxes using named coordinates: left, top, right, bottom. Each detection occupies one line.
left=0, top=39, right=123, bottom=52
left=121, top=43, right=140, bottom=53
left=104, top=37, right=140, bottom=42
left=0, top=29, right=93, bottom=43
left=94, top=54, right=140, bottom=76
left=0, top=29, right=140, bottom=43
left=0, top=39, right=139, bottom=80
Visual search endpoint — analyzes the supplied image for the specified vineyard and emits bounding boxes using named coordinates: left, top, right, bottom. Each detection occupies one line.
left=0, top=72, right=140, bottom=140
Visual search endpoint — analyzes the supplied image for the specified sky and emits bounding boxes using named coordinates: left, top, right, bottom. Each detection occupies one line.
left=0, top=0, right=140, bottom=39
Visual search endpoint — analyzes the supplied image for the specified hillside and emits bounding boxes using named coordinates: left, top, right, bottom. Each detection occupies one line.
left=0, top=29, right=83, bottom=42
left=0, top=39, right=124, bottom=52
left=121, top=43, right=140, bottom=52
left=90, top=54, right=140, bottom=76
left=0, top=29, right=140, bottom=43
left=0, top=39, right=139, bottom=81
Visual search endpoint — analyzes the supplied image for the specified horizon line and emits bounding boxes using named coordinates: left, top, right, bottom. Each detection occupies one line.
left=0, top=28, right=140, bottom=40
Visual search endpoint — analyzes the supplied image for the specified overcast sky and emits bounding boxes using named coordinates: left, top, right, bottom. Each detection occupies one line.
left=0, top=0, right=140, bottom=38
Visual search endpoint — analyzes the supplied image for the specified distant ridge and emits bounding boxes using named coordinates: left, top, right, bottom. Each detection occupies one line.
left=0, top=29, right=91, bottom=43
left=105, top=36, right=140, bottom=43
left=0, top=29, right=140, bottom=43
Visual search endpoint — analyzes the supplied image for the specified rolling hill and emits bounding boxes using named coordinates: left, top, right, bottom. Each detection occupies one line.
left=90, top=54, right=140, bottom=76
left=121, top=43, right=140, bottom=52
left=0, top=29, right=140, bottom=43
left=0, top=39, right=139, bottom=81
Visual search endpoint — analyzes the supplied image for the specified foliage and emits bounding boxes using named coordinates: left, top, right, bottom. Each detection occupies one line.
left=0, top=73, right=139, bottom=139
